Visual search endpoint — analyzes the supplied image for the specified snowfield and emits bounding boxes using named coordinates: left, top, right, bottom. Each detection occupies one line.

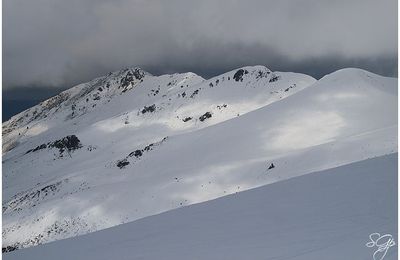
left=4, top=154, right=397, bottom=260
left=2, top=65, right=397, bottom=254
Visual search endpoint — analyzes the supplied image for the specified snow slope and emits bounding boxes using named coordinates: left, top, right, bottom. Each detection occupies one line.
left=2, top=66, right=397, bottom=250
left=4, top=154, right=397, bottom=260
left=3, top=66, right=313, bottom=155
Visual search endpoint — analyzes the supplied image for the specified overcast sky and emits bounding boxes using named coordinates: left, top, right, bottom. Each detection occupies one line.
left=3, top=0, right=398, bottom=93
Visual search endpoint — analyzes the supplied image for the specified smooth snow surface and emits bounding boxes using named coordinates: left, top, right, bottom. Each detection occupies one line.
left=5, top=154, right=397, bottom=260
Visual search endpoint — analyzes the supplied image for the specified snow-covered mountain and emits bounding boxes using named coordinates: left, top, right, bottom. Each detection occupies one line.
left=2, top=65, right=397, bottom=253
left=4, top=153, right=397, bottom=260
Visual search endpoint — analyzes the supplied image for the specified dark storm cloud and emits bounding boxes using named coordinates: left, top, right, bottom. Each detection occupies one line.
left=3, top=0, right=398, bottom=92
left=140, top=42, right=397, bottom=79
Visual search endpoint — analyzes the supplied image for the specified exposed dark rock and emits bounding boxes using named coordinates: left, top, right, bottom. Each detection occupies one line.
left=143, top=143, right=154, bottom=152
left=190, top=89, right=199, bottom=98
left=2, top=245, right=18, bottom=253
left=120, top=72, right=134, bottom=89
left=141, top=104, right=156, bottom=114
left=233, top=69, right=248, bottom=82
left=26, top=135, right=82, bottom=156
left=40, top=183, right=61, bottom=194
left=182, top=117, right=192, bottom=122
left=120, top=71, right=134, bottom=88
left=149, top=88, right=160, bottom=97
left=269, top=75, right=279, bottom=82
left=131, top=68, right=145, bottom=81
left=33, top=143, right=48, bottom=151
left=87, top=145, right=96, bottom=151
left=268, top=163, right=275, bottom=170
left=284, top=84, right=296, bottom=92
left=50, top=135, right=82, bottom=154
left=199, top=112, right=212, bottom=122
left=129, top=150, right=143, bottom=158
left=217, top=104, right=227, bottom=110
left=119, top=68, right=145, bottom=92
left=117, top=137, right=168, bottom=169
left=26, top=144, right=47, bottom=154
left=117, top=159, right=130, bottom=169
left=256, top=70, right=269, bottom=79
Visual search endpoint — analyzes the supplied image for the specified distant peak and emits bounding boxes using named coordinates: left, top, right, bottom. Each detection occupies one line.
left=106, top=67, right=149, bottom=79
left=239, top=65, right=272, bottom=72
left=319, top=68, right=390, bottom=84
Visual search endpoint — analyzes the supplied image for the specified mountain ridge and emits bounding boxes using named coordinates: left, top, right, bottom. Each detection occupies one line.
left=2, top=65, right=397, bottom=251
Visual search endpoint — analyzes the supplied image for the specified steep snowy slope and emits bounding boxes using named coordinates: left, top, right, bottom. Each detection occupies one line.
left=3, top=65, right=313, bottom=155
left=2, top=67, right=396, bottom=251
left=2, top=67, right=203, bottom=153
left=4, top=154, right=397, bottom=260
